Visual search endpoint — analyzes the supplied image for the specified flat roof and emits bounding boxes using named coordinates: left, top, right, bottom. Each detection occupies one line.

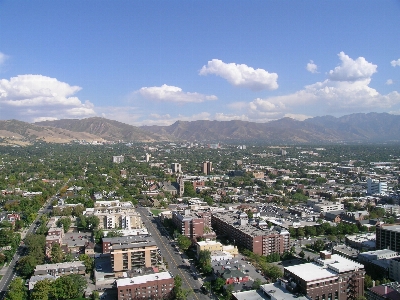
left=35, top=261, right=85, bottom=271
left=285, top=263, right=337, bottom=282
left=116, top=271, right=173, bottom=287
left=259, top=282, right=309, bottom=300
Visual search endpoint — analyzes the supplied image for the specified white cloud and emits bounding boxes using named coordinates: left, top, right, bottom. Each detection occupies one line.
left=0, top=74, right=96, bottom=121
left=283, top=113, right=312, bottom=121
left=199, top=59, right=278, bottom=91
left=0, top=52, right=8, bottom=66
left=328, top=52, right=377, bottom=81
left=137, top=84, right=217, bottom=103
left=306, top=60, right=318, bottom=73
left=33, top=117, right=59, bottom=122
left=391, top=59, right=400, bottom=67
left=229, top=52, right=400, bottom=119
left=214, top=113, right=249, bottom=121
left=386, top=79, right=394, bottom=85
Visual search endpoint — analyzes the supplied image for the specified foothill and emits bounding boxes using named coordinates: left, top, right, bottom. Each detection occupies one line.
left=0, top=142, right=400, bottom=300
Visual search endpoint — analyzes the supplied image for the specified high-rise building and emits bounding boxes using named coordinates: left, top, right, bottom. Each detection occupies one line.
left=376, top=224, right=400, bottom=252
left=367, top=178, right=388, bottom=195
left=171, top=163, right=182, bottom=173
left=202, top=161, right=212, bottom=175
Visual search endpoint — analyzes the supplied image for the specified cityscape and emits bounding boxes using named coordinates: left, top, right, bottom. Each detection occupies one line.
left=0, top=143, right=400, bottom=299
left=0, top=1, right=400, bottom=300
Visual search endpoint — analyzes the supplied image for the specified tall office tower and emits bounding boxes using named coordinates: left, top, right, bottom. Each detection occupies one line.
left=202, top=161, right=212, bottom=175
left=171, top=163, right=182, bottom=173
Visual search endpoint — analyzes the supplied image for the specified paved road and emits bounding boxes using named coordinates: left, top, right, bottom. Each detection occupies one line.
left=0, top=194, right=57, bottom=299
left=137, top=207, right=211, bottom=300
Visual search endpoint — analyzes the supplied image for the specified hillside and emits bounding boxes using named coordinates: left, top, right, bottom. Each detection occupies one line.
left=1, top=113, right=399, bottom=145
left=35, top=117, right=167, bottom=142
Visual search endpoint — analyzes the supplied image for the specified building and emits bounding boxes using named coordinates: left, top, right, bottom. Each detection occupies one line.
left=376, top=224, right=400, bottom=252
left=358, top=249, right=398, bottom=264
left=367, top=284, right=400, bottom=300
left=172, top=210, right=216, bottom=241
left=367, top=178, right=388, bottom=195
left=202, top=161, right=212, bottom=175
left=45, top=226, right=64, bottom=256
left=34, top=261, right=86, bottom=276
left=211, top=211, right=290, bottom=256
left=113, top=155, right=125, bottom=164
left=116, top=271, right=174, bottom=300
left=171, top=163, right=182, bottom=173
left=284, top=252, right=365, bottom=300
left=92, top=200, right=142, bottom=230
left=102, top=236, right=159, bottom=273
left=196, top=240, right=238, bottom=258
left=307, top=199, right=344, bottom=213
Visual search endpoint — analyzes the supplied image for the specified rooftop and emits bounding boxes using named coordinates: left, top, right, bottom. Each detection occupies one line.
left=116, top=271, right=173, bottom=287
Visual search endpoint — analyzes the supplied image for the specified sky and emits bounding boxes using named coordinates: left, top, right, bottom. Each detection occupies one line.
left=0, top=0, right=400, bottom=126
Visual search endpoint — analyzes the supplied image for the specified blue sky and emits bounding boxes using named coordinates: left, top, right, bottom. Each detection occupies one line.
left=1, top=0, right=400, bottom=126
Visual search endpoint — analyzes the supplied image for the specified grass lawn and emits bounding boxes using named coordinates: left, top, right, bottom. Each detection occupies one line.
left=150, top=209, right=163, bottom=216
left=0, top=275, right=3, bottom=280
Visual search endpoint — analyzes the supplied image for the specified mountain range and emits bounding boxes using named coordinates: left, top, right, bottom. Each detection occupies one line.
left=0, top=113, right=399, bottom=145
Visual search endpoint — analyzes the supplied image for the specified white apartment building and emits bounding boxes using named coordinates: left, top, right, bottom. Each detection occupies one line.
left=307, top=199, right=344, bottom=213
left=367, top=178, right=388, bottom=195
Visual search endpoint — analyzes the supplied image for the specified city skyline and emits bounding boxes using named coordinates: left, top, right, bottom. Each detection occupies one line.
left=0, top=1, right=399, bottom=126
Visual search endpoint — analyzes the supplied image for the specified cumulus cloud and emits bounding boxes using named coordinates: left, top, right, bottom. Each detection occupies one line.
left=391, top=59, right=400, bottom=67
left=386, top=79, right=394, bottom=85
left=283, top=113, right=312, bottom=121
left=306, top=60, right=318, bottom=73
left=0, top=74, right=96, bottom=121
left=229, top=52, right=400, bottom=120
left=199, top=59, right=278, bottom=91
left=137, top=84, right=217, bottom=103
left=0, top=52, right=8, bottom=66
left=328, top=52, right=377, bottom=81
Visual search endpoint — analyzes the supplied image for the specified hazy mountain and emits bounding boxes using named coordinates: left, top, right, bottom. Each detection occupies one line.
left=1, top=113, right=399, bottom=145
left=35, top=117, right=167, bottom=142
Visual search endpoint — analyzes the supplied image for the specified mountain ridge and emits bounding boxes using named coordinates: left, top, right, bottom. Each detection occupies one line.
left=0, top=113, right=399, bottom=144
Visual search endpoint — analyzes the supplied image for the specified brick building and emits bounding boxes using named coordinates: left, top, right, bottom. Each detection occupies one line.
left=172, top=210, right=216, bottom=241
left=116, top=271, right=174, bottom=300
left=211, top=211, right=290, bottom=256
left=284, top=251, right=365, bottom=300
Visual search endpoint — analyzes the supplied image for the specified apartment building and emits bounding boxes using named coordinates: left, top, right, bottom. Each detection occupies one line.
left=367, top=178, right=388, bottom=195
left=376, top=224, right=400, bottom=252
left=284, top=251, right=365, bottom=300
left=307, top=199, right=344, bottom=213
left=202, top=161, right=212, bottom=175
left=211, top=211, right=290, bottom=256
left=116, top=271, right=174, bottom=300
left=103, top=236, right=159, bottom=273
left=172, top=209, right=216, bottom=241
left=34, top=261, right=86, bottom=276
left=92, top=200, right=142, bottom=230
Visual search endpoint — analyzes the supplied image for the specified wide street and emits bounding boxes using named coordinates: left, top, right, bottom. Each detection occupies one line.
left=136, top=207, right=211, bottom=300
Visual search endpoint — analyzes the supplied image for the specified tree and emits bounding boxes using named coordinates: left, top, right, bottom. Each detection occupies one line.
left=173, top=275, right=191, bottom=300
left=56, top=217, right=71, bottom=233
left=94, top=228, right=104, bottom=243
left=299, top=250, right=305, bottom=258
left=214, top=277, right=226, bottom=292
left=183, top=181, right=196, bottom=197
left=79, top=254, right=94, bottom=273
left=246, top=209, right=254, bottom=219
left=16, top=255, right=37, bottom=277
left=198, top=250, right=212, bottom=274
left=252, top=278, right=262, bottom=289
left=51, top=274, right=87, bottom=300
left=91, top=290, right=100, bottom=300
left=177, top=234, right=191, bottom=251
left=31, top=278, right=52, bottom=300
left=5, top=277, right=27, bottom=300
left=50, top=243, right=64, bottom=263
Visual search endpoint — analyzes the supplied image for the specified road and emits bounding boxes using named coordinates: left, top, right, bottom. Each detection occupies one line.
left=0, top=194, right=57, bottom=299
left=137, top=207, right=211, bottom=300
